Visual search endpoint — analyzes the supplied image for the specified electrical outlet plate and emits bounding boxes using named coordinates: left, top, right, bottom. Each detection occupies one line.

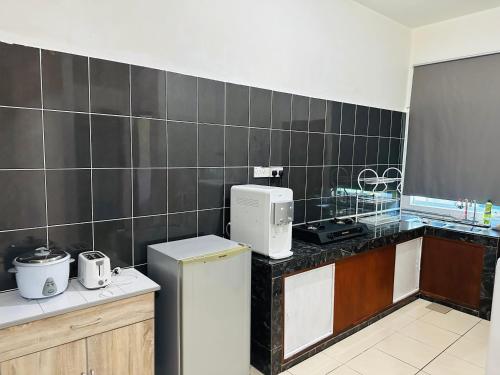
left=253, top=166, right=284, bottom=178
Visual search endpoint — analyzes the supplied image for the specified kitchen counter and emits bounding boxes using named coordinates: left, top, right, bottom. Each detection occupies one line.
left=253, top=220, right=500, bottom=278
left=0, top=268, right=159, bottom=330
left=251, top=219, right=500, bottom=375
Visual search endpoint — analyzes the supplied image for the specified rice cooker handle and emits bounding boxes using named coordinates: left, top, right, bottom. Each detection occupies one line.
left=69, top=258, right=75, bottom=263
left=8, top=268, right=17, bottom=273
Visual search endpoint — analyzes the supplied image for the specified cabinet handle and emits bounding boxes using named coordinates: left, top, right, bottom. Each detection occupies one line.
left=70, top=317, right=103, bottom=329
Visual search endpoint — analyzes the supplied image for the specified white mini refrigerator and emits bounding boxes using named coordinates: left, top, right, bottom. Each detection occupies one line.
left=148, top=235, right=251, bottom=375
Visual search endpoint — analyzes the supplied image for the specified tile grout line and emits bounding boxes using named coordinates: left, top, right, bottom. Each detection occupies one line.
left=0, top=206, right=256, bottom=235
left=304, top=97, right=311, bottom=221
left=223, top=82, right=227, bottom=236
left=319, top=100, right=327, bottom=220
left=287, top=94, right=292, bottom=191
left=196, top=77, right=199, bottom=236
left=87, top=56, right=95, bottom=250
left=0, top=164, right=385, bottom=171
left=38, top=49, right=49, bottom=248
left=350, top=105, right=358, bottom=214
left=335, top=102, right=343, bottom=216
left=0, top=103, right=404, bottom=139
left=247, top=86, right=251, bottom=186
left=165, top=71, right=169, bottom=241
left=128, top=64, right=135, bottom=266
left=269, top=91, right=273, bottom=185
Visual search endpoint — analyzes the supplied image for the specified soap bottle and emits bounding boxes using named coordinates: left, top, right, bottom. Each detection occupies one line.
left=483, top=200, right=493, bottom=226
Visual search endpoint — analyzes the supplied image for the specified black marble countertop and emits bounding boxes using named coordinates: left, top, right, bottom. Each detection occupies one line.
left=252, top=218, right=500, bottom=277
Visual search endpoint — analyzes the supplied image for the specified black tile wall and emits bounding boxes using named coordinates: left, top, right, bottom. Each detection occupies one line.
left=226, top=83, right=249, bottom=126
left=133, top=215, right=167, bottom=265
left=355, top=106, right=369, bottom=135
left=291, top=95, right=309, bottom=131
left=0, top=108, right=44, bottom=169
left=272, top=92, right=291, bottom=130
left=48, top=223, right=93, bottom=277
left=341, top=103, right=356, bottom=134
left=131, top=65, right=166, bottom=119
left=250, top=88, right=271, bottom=128
left=309, top=98, right=326, bottom=133
left=198, top=168, right=224, bottom=210
left=131, top=118, right=167, bottom=168
left=198, top=124, right=224, bottom=167
left=249, top=128, right=271, bottom=166
left=326, top=101, right=342, bottom=134
left=198, top=209, right=224, bottom=237
left=0, top=171, right=46, bottom=231
left=0, top=41, right=406, bottom=291
left=168, top=212, right=197, bottom=241
left=290, top=132, right=308, bottom=166
left=167, top=121, right=197, bottom=167
left=93, top=219, right=133, bottom=267
left=0, top=43, right=41, bottom=108
left=44, top=111, right=91, bottom=168
left=167, top=72, right=197, bottom=122
left=92, top=169, right=132, bottom=220
left=42, top=50, right=89, bottom=112
left=270, top=130, right=290, bottom=166
left=46, top=169, right=92, bottom=225
left=90, top=58, right=130, bottom=115
left=167, top=168, right=197, bottom=213
left=133, top=169, right=167, bottom=216
left=225, top=126, right=249, bottom=167
left=91, top=114, right=131, bottom=168
left=198, top=78, right=225, bottom=124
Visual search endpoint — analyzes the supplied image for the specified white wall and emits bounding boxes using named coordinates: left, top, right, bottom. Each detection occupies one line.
left=412, top=7, right=500, bottom=65
left=0, top=0, right=411, bottom=111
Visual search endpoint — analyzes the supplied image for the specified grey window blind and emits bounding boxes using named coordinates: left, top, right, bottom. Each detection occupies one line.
left=405, top=53, right=500, bottom=203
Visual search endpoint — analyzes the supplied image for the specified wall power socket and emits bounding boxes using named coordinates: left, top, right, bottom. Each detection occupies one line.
left=253, top=166, right=284, bottom=178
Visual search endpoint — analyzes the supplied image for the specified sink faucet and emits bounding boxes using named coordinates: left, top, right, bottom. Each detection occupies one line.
left=464, top=199, right=469, bottom=221
left=472, top=200, right=477, bottom=225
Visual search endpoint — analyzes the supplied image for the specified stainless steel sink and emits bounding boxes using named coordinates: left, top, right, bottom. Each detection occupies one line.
left=442, top=222, right=491, bottom=235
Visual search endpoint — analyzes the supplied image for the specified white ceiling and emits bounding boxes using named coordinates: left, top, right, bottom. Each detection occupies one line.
left=352, top=0, right=500, bottom=27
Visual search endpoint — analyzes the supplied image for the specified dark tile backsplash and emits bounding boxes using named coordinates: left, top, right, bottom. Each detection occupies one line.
left=0, top=41, right=405, bottom=291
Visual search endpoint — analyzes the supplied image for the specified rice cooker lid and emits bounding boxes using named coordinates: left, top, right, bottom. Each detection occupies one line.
left=16, top=247, right=68, bottom=264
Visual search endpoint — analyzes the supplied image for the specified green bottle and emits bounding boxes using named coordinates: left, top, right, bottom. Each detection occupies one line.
left=483, top=200, right=493, bottom=226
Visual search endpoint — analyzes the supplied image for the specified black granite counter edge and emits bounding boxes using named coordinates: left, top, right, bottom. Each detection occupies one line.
left=252, top=223, right=499, bottom=278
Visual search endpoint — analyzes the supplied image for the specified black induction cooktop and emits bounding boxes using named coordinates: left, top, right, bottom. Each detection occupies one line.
left=293, top=218, right=369, bottom=245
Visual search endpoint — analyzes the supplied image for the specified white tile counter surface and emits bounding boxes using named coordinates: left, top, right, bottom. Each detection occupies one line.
left=0, top=268, right=159, bottom=330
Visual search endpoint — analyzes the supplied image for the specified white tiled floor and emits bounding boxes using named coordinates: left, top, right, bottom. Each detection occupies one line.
left=252, top=299, right=490, bottom=375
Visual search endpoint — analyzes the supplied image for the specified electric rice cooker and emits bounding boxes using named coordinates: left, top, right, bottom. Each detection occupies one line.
left=8, top=247, right=74, bottom=299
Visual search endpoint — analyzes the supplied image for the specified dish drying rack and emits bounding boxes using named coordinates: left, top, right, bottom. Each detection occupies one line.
left=355, top=167, right=402, bottom=226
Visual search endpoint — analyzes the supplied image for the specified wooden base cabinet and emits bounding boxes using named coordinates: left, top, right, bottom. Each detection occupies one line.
left=87, top=320, right=154, bottom=375
left=420, top=237, right=484, bottom=309
left=334, top=245, right=396, bottom=334
left=0, top=293, right=154, bottom=375
left=0, top=340, right=87, bottom=375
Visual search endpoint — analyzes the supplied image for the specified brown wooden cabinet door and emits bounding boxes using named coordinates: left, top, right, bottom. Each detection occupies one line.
left=0, top=339, right=86, bottom=375
left=420, top=237, right=484, bottom=309
left=334, top=245, right=396, bottom=334
left=87, top=319, right=154, bottom=375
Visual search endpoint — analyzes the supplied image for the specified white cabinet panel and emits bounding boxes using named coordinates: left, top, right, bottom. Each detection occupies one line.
left=393, top=238, right=422, bottom=303
left=284, top=264, right=334, bottom=359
